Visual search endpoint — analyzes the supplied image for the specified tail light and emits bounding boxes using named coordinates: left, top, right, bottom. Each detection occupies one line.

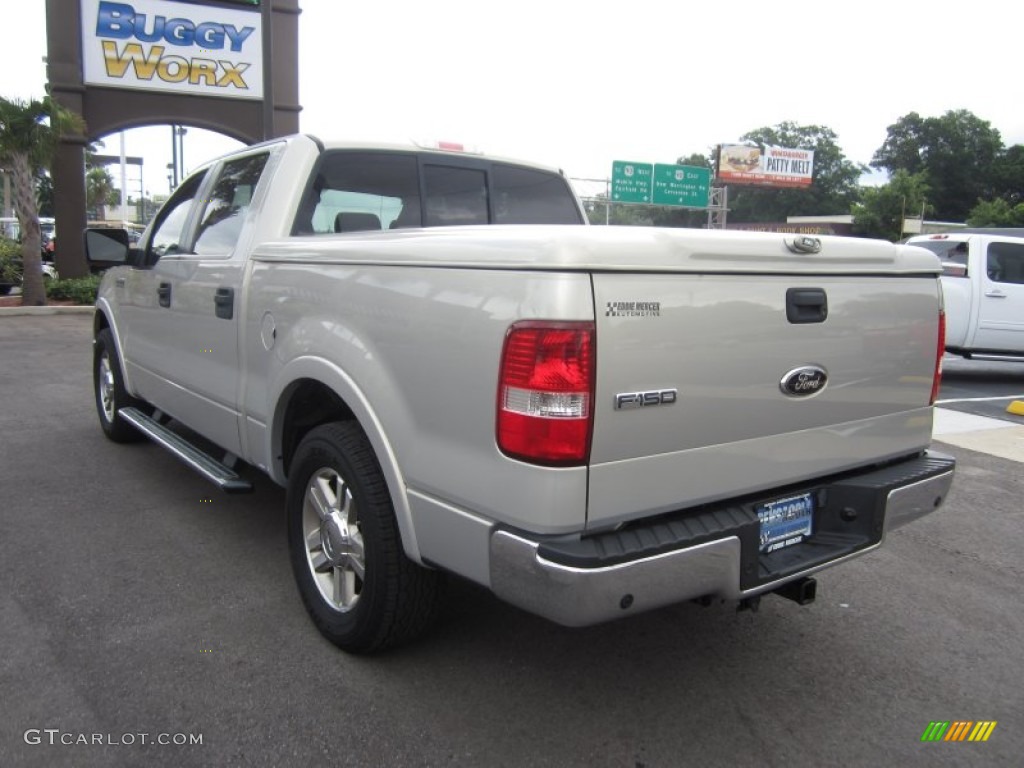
left=930, top=308, right=945, bottom=406
left=497, top=321, right=595, bottom=465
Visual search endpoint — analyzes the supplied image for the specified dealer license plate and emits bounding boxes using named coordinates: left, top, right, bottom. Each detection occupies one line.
left=756, top=493, right=814, bottom=553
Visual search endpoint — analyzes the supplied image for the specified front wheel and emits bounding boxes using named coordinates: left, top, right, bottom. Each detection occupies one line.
left=94, top=328, right=146, bottom=443
left=287, top=421, right=444, bottom=653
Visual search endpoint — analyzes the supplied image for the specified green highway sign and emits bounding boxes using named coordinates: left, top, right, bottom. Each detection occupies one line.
left=611, top=161, right=711, bottom=207
left=652, top=164, right=711, bottom=208
left=611, top=161, right=653, bottom=203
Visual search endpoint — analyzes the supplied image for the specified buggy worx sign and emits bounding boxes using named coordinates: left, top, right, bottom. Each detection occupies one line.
left=81, top=0, right=264, bottom=99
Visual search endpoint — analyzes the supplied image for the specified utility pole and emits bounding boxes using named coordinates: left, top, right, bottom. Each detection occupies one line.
left=170, top=125, right=179, bottom=190
left=176, top=126, right=187, bottom=180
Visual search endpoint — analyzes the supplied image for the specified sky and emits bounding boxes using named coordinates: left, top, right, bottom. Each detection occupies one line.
left=2, top=0, right=1023, bottom=203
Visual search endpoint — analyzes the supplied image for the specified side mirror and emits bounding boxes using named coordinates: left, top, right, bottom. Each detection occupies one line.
left=84, top=228, right=135, bottom=271
left=940, top=261, right=967, bottom=278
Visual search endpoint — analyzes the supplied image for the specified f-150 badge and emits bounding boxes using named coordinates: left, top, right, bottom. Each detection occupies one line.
left=614, top=389, right=678, bottom=409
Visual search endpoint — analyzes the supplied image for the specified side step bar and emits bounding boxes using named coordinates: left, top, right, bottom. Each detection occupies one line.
left=119, top=407, right=253, bottom=493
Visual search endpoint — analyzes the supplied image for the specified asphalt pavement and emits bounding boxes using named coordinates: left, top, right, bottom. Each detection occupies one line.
left=1, top=313, right=1021, bottom=767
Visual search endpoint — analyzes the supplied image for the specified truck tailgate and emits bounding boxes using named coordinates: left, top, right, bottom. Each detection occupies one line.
left=588, top=271, right=940, bottom=529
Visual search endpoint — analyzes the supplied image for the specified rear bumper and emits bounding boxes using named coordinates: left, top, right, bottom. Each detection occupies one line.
left=489, top=450, right=955, bottom=627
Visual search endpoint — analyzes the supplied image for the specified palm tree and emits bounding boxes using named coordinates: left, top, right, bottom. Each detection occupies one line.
left=0, top=95, right=84, bottom=305
left=87, top=166, right=116, bottom=222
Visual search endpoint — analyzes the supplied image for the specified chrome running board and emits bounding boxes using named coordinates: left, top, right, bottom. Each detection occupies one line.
left=119, top=407, right=253, bottom=493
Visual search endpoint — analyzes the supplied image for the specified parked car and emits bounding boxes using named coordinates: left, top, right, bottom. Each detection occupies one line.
left=0, top=251, right=59, bottom=295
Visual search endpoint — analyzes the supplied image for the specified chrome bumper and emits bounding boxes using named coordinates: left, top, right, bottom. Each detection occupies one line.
left=489, top=452, right=955, bottom=627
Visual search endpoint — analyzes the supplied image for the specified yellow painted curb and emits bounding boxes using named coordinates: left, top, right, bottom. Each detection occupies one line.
left=1007, top=401, right=1024, bottom=416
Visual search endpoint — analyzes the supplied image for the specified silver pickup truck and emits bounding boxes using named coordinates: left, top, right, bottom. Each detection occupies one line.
left=87, top=134, right=955, bottom=653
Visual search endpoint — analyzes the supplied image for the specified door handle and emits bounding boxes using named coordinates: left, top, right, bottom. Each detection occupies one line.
left=158, top=282, right=171, bottom=307
left=215, top=287, right=234, bottom=320
left=786, top=287, right=828, bottom=324
left=984, top=291, right=1007, bottom=298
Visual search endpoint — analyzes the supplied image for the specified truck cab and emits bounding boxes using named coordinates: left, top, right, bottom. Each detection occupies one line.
left=908, top=231, right=1024, bottom=358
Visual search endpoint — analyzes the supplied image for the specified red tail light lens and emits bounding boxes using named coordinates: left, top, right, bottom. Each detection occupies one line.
left=930, top=308, right=945, bottom=406
left=497, top=321, right=595, bottom=465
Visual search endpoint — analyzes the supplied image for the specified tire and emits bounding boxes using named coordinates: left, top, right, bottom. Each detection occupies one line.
left=287, top=421, right=444, bottom=653
left=94, top=328, right=146, bottom=443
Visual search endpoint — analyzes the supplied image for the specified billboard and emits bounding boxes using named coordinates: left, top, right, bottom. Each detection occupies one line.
left=81, top=0, right=264, bottom=100
left=717, top=144, right=814, bottom=188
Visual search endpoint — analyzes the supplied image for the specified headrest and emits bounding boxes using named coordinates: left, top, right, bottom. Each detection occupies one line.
left=334, top=212, right=382, bottom=233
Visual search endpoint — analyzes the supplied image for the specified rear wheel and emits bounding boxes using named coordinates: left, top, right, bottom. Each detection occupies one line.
left=287, top=421, right=444, bottom=653
left=94, top=328, right=146, bottom=443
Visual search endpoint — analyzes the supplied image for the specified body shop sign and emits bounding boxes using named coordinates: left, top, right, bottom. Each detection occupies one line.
left=81, top=0, right=263, bottom=100
left=717, top=144, right=814, bottom=188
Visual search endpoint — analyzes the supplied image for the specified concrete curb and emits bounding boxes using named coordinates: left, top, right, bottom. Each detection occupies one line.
left=0, top=305, right=94, bottom=316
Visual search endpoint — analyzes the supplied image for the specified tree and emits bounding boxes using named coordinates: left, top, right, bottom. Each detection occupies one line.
left=869, top=112, right=929, bottom=175
left=851, top=170, right=931, bottom=241
left=966, top=198, right=1024, bottom=228
left=36, top=173, right=54, bottom=217
left=989, top=144, right=1024, bottom=207
left=725, top=122, right=865, bottom=223
left=86, top=165, right=116, bottom=220
left=585, top=195, right=657, bottom=226
left=0, top=95, right=84, bottom=305
left=871, top=110, right=1003, bottom=222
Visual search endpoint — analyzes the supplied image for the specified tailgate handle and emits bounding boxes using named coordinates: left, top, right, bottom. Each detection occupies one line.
left=158, top=282, right=171, bottom=308
left=215, top=287, right=234, bottom=320
left=786, top=288, right=828, bottom=324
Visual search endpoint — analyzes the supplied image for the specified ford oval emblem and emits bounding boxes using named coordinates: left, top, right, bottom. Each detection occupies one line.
left=780, top=366, right=828, bottom=397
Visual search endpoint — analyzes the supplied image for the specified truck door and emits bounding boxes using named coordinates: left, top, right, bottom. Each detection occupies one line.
left=125, top=149, right=272, bottom=454
left=121, top=170, right=207, bottom=417
left=971, top=239, right=1024, bottom=354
